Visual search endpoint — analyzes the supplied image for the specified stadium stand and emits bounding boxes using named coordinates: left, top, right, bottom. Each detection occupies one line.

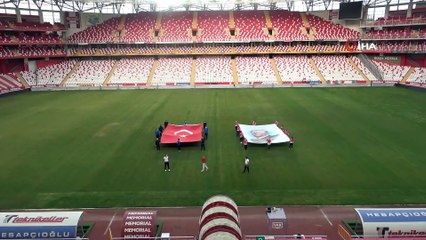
left=406, top=67, right=426, bottom=84
left=120, top=12, right=156, bottom=43
left=68, top=17, right=119, bottom=43
left=234, top=11, right=268, bottom=41
left=235, top=56, right=277, bottom=84
left=269, top=10, right=307, bottom=41
left=151, top=57, right=192, bottom=85
left=66, top=60, right=115, bottom=87
left=274, top=55, right=318, bottom=83
left=372, top=60, right=411, bottom=81
left=21, top=60, right=77, bottom=86
left=109, top=57, right=154, bottom=86
left=313, top=56, right=363, bottom=82
left=195, top=56, right=233, bottom=85
left=197, top=11, right=231, bottom=42
left=157, top=12, right=193, bottom=43
left=350, top=56, right=378, bottom=81
left=307, top=14, right=360, bottom=40
left=0, top=73, right=24, bottom=94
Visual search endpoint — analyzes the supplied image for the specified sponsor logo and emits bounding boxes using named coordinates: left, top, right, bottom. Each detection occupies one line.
left=366, top=211, right=426, bottom=218
left=2, top=215, right=68, bottom=224
left=345, top=41, right=377, bottom=51
left=272, top=222, right=284, bottom=229
left=377, top=227, right=426, bottom=237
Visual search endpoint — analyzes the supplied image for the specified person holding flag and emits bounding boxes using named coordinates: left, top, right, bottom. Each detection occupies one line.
left=266, top=137, right=272, bottom=149
left=243, top=138, right=248, bottom=151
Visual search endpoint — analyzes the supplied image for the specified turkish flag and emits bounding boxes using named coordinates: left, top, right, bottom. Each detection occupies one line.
left=160, top=124, right=203, bottom=144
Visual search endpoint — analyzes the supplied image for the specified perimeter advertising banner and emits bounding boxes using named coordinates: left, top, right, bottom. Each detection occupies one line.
left=355, top=208, right=426, bottom=238
left=160, top=124, right=203, bottom=144
left=0, top=211, right=83, bottom=239
left=122, top=211, right=157, bottom=239
left=239, top=124, right=290, bottom=144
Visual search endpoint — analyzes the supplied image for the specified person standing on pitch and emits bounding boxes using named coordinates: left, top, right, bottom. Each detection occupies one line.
left=266, top=137, right=271, bottom=149
left=163, top=154, right=170, bottom=171
left=243, top=138, right=248, bottom=151
left=289, top=136, right=294, bottom=149
left=243, top=156, right=250, bottom=173
left=201, top=137, right=206, bottom=151
left=201, top=155, right=208, bottom=172
left=177, top=138, right=181, bottom=151
left=204, top=125, right=209, bottom=140
left=155, top=137, right=160, bottom=151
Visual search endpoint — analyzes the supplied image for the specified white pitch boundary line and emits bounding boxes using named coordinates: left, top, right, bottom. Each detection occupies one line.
left=104, top=209, right=118, bottom=235
left=320, top=208, right=333, bottom=226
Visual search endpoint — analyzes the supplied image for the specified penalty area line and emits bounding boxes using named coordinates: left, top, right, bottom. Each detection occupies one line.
left=104, top=209, right=118, bottom=235
left=320, top=208, right=333, bottom=226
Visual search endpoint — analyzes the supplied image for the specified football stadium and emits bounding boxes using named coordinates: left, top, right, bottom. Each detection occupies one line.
left=0, top=0, right=426, bottom=239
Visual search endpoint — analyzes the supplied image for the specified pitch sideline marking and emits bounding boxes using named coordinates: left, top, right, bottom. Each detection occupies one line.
left=104, top=209, right=118, bottom=235
left=320, top=208, right=333, bottom=226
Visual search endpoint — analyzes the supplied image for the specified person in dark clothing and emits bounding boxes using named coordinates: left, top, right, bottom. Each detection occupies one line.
left=159, top=125, right=164, bottom=134
left=201, top=137, right=206, bottom=151
left=203, top=122, right=207, bottom=128
left=204, top=126, right=209, bottom=140
left=177, top=138, right=181, bottom=151
left=155, top=128, right=161, bottom=138
left=155, top=138, right=160, bottom=151
left=164, top=120, right=169, bottom=128
left=289, top=136, right=294, bottom=149
left=243, top=156, right=250, bottom=173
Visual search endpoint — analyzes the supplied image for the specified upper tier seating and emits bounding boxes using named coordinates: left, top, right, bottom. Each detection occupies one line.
left=235, top=56, right=277, bottom=84
left=18, top=46, right=65, bottom=57
left=307, top=15, right=360, bottom=40
left=274, top=56, right=317, bottom=83
left=234, top=11, right=268, bottom=41
left=375, top=41, right=410, bottom=52
left=68, top=18, right=119, bottom=43
left=0, top=73, right=24, bottom=94
left=151, top=57, right=192, bottom=85
left=66, top=60, right=114, bottom=86
left=372, top=60, right=410, bottom=81
left=157, top=12, right=192, bottom=43
left=313, top=56, right=362, bottom=82
left=14, top=32, right=62, bottom=44
left=350, top=56, right=378, bottom=81
left=120, top=12, right=156, bottom=43
left=197, top=11, right=231, bottom=42
left=195, top=57, right=233, bottom=84
left=109, top=58, right=154, bottom=85
left=364, top=27, right=414, bottom=39
left=21, top=60, right=77, bottom=86
left=269, top=11, right=307, bottom=41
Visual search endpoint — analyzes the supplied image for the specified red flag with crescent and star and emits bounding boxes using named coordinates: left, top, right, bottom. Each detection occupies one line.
left=160, top=123, right=203, bottom=144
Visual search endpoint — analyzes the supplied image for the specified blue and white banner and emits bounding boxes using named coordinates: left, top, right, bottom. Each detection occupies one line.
left=0, top=211, right=83, bottom=239
left=355, top=208, right=426, bottom=238
left=239, top=124, right=290, bottom=144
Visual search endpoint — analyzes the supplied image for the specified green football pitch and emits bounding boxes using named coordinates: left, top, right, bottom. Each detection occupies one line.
left=0, top=87, right=425, bottom=209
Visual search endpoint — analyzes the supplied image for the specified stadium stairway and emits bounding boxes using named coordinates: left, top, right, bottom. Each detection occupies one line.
left=103, top=60, right=120, bottom=87
left=190, top=58, right=196, bottom=86
left=358, top=54, right=383, bottom=81
left=401, top=67, right=415, bottom=83
left=192, top=12, right=198, bottom=42
left=264, top=11, right=274, bottom=40
left=16, top=72, right=30, bottom=88
left=117, top=15, right=127, bottom=42
left=300, top=13, right=314, bottom=40
left=309, top=58, right=327, bottom=84
left=154, top=13, right=163, bottom=43
left=59, top=61, right=79, bottom=87
left=270, top=57, right=283, bottom=84
left=146, top=59, right=159, bottom=86
left=229, top=11, right=236, bottom=41
left=231, top=58, right=238, bottom=85
left=348, top=57, right=371, bottom=83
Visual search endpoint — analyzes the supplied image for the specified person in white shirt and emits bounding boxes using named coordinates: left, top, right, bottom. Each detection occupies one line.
left=243, top=156, right=250, bottom=173
left=163, top=154, right=170, bottom=171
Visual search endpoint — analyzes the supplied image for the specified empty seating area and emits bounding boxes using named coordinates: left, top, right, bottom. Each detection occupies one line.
left=235, top=45, right=251, bottom=53
left=13, top=32, right=62, bottom=44
left=195, top=57, right=233, bottom=84
left=120, top=12, right=156, bottom=43
left=307, top=15, right=360, bottom=40
left=270, top=11, right=306, bottom=41
left=151, top=57, right=192, bottom=85
left=18, top=46, right=65, bottom=57
left=274, top=56, right=317, bottom=83
left=0, top=73, right=24, bottom=94
left=376, top=41, right=410, bottom=52
left=236, top=56, right=277, bottom=84
left=197, top=11, right=230, bottom=42
left=350, top=56, right=378, bottom=81
left=109, top=58, right=154, bottom=86
left=21, top=60, right=77, bottom=86
left=234, top=11, right=268, bottom=41
left=372, top=60, right=410, bottom=81
left=0, top=20, right=64, bottom=31
left=69, top=17, right=119, bottom=43
left=66, top=60, right=114, bottom=86
left=157, top=12, right=192, bottom=43
left=407, top=67, right=426, bottom=83
left=364, top=28, right=415, bottom=39
left=273, top=44, right=290, bottom=53
left=313, top=56, right=362, bottom=82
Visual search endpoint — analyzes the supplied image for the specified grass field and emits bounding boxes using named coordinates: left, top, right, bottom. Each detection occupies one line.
left=0, top=87, right=425, bottom=209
